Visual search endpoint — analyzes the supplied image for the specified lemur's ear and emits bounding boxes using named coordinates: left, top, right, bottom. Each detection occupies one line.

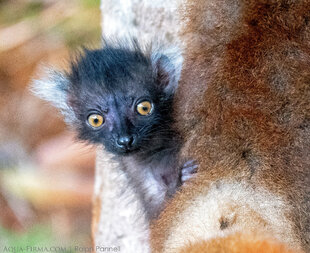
left=31, top=68, right=76, bottom=124
left=151, top=46, right=183, bottom=95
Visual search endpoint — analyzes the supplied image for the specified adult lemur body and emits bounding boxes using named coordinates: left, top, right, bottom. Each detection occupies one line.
left=32, top=39, right=187, bottom=220
left=151, top=0, right=310, bottom=252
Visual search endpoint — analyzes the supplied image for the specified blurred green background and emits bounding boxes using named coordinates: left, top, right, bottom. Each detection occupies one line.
left=0, top=0, right=101, bottom=249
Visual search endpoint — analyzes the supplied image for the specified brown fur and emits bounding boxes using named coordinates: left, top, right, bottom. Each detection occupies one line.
left=180, top=233, right=303, bottom=253
left=151, top=0, right=310, bottom=252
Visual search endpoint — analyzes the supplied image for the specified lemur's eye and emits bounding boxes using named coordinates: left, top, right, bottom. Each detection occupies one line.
left=136, top=101, right=153, bottom=116
left=87, top=114, right=104, bottom=128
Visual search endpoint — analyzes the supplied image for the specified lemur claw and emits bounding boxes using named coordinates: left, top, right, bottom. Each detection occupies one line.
left=181, top=160, right=198, bottom=183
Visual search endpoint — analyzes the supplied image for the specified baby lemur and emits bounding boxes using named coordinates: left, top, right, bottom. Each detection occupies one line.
left=32, top=39, right=194, bottom=219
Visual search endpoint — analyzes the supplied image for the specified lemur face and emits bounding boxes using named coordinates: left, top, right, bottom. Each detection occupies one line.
left=65, top=44, right=176, bottom=155
left=85, top=95, right=154, bottom=154
left=69, top=78, right=173, bottom=155
left=32, top=39, right=182, bottom=156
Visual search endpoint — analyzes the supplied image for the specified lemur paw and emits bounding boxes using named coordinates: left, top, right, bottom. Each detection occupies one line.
left=181, top=160, right=198, bottom=183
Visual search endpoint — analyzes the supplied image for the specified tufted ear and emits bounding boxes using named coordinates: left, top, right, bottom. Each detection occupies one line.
left=31, top=68, right=76, bottom=124
left=151, top=46, right=183, bottom=95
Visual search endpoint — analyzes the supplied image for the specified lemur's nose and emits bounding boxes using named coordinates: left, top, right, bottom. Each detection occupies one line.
left=117, top=135, right=134, bottom=150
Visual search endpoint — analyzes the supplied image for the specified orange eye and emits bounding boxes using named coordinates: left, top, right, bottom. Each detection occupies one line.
left=136, top=101, right=153, bottom=116
left=87, top=114, right=104, bottom=128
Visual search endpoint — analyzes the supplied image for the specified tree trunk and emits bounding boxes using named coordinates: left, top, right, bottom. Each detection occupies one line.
left=93, top=1, right=182, bottom=252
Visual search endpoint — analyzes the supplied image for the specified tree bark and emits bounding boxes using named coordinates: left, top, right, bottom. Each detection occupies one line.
left=93, top=1, right=182, bottom=252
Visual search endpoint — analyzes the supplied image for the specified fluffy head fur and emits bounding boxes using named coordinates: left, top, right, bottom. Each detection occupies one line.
left=32, top=39, right=183, bottom=156
left=31, top=69, right=75, bottom=124
left=151, top=0, right=310, bottom=252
